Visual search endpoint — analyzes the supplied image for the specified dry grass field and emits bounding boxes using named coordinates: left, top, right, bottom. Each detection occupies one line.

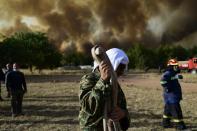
left=0, top=71, right=197, bottom=131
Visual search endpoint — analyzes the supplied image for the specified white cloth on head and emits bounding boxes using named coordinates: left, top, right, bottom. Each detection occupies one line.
left=93, top=48, right=129, bottom=71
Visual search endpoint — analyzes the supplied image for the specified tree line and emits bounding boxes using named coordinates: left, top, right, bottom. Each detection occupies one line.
left=0, top=32, right=62, bottom=71
left=126, top=44, right=197, bottom=70
left=0, top=31, right=197, bottom=71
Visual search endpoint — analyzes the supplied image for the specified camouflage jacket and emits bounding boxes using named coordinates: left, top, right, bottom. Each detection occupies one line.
left=79, top=71, right=130, bottom=131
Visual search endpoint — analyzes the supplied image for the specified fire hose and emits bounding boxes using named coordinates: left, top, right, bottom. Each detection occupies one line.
left=91, top=45, right=121, bottom=131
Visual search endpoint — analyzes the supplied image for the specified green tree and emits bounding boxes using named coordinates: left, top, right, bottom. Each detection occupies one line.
left=127, top=44, right=156, bottom=70
left=155, top=45, right=172, bottom=70
left=61, top=43, right=92, bottom=66
left=170, top=45, right=189, bottom=61
left=189, top=46, right=197, bottom=57
left=0, top=32, right=62, bottom=71
left=0, top=36, right=29, bottom=66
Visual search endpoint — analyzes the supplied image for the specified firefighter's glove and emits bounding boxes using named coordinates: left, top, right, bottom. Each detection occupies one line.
left=177, top=74, right=183, bottom=79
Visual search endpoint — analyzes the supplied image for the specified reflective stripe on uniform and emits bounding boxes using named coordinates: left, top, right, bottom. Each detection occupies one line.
left=172, top=119, right=183, bottom=123
left=171, top=76, right=178, bottom=80
left=163, top=115, right=171, bottom=119
left=160, top=81, right=167, bottom=84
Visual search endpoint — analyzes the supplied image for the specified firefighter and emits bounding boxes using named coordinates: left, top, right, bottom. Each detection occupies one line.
left=6, top=63, right=27, bottom=117
left=5, top=63, right=12, bottom=98
left=160, top=59, right=187, bottom=130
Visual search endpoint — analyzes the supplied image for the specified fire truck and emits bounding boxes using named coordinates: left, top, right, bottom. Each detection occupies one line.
left=179, top=57, right=197, bottom=72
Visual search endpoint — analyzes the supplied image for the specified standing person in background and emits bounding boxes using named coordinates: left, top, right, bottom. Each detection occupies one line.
left=5, top=63, right=12, bottom=98
left=160, top=59, right=187, bottom=130
left=79, top=48, right=130, bottom=131
left=6, top=63, right=27, bottom=117
left=0, top=67, right=5, bottom=101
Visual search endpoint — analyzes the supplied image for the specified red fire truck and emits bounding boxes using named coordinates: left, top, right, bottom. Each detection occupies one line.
left=179, top=57, right=197, bottom=72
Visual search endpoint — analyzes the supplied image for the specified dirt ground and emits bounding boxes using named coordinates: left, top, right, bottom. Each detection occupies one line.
left=0, top=72, right=197, bottom=131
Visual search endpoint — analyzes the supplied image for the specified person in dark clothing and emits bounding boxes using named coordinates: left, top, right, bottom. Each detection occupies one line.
left=5, top=63, right=27, bottom=117
left=5, top=63, right=12, bottom=98
left=0, top=68, right=5, bottom=101
left=160, top=59, right=187, bottom=130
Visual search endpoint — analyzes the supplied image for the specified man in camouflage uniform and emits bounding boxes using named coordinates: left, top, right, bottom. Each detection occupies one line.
left=6, top=63, right=27, bottom=117
left=79, top=48, right=130, bottom=131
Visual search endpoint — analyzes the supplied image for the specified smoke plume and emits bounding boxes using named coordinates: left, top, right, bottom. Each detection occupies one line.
left=0, top=0, right=197, bottom=52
